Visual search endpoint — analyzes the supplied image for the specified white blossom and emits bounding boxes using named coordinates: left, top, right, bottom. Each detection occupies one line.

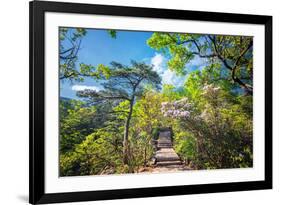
left=202, top=84, right=221, bottom=96
left=161, top=98, right=193, bottom=119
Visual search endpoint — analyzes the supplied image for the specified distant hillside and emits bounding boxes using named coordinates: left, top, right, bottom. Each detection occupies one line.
left=60, top=96, right=73, bottom=102
left=60, top=96, right=89, bottom=108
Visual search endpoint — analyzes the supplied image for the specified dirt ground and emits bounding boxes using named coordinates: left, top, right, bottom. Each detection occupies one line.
left=138, top=164, right=193, bottom=173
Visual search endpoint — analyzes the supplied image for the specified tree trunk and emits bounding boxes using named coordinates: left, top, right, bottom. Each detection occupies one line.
left=123, top=98, right=134, bottom=165
left=143, top=146, right=147, bottom=167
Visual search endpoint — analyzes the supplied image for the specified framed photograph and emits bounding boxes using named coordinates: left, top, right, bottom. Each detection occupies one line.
left=29, top=0, right=272, bottom=204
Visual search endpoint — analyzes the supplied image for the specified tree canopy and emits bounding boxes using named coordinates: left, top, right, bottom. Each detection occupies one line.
left=59, top=29, right=253, bottom=176
left=59, top=28, right=117, bottom=82
left=77, top=61, right=161, bottom=165
left=147, top=33, right=253, bottom=95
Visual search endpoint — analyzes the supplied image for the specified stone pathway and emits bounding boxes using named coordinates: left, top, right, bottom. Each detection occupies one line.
left=155, top=129, right=182, bottom=167
left=138, top=128, right=193, bottom=173
left=138, top=165, right=191, bottom=173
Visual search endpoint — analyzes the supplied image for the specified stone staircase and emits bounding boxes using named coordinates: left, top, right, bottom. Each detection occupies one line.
left=155, top=129, right=182, bottom=167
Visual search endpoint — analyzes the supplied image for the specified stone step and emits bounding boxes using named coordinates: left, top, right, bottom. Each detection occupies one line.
left=158, top=143, right=172, bottom=145
left=158, top=140, right=172, bottom=143
left=156, top=156, right=180, bottom=162
left=158, top=142, right=172, bottom=145
left=155, top=148, right=181, bottom=162
left=154, top=130, right=183, bottom=167
left=156, top=153, right=180, bottom=161
left=158, top=144, right=172, bottom=147
left=156, top=160, right=182, bottom=166
left=156, top=148, right=177, bottom=153
left=157, top=146, right=173, bottom=149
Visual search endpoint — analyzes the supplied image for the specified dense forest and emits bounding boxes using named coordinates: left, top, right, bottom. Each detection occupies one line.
left=59, top=28, right=253, bottom=176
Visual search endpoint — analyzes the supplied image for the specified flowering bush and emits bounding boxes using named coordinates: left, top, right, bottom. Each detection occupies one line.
left=161, top=84, right=221, bottom=120
left=161, top=98, right=192, bottom=118
left=202, top=84, right=220, bottom=96
left=161, top=84, right=253, bottom=169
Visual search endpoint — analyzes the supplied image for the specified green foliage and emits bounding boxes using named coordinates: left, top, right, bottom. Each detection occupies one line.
left=163, top=82, right=253, bottom=169
left=97, top=64, right=112, bottom=79
left=60, top=129, right=123, bottom=176
left=147, top=33, right=197, bottom=75
left=59, top=31, right=253, bottom=176
left=147, top=32, right=253, bottom=94
left=151, top=128, right=160, bottom=140
left=162, top=84, right=182, bottom=100
left=107, top=30, right=117, bottom=39
left=59, top=28, right=115, bottom=82
left=59, top=28, right=87, bottom=81
left=60, top=100, right=97, bottom=153
left=174, top=132, right=197, bottom=163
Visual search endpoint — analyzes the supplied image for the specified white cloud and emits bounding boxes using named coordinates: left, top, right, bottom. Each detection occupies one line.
left=151, top=53, right=165, bottom=74
left=162, top=69, right=186, bottom=87
left=72, top=85, right=102, bottom=92
left=150, top=53, right=188, bottom=87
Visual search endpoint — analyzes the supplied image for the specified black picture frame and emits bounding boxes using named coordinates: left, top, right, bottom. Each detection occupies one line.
left=29, top=0, right=272, bottom=204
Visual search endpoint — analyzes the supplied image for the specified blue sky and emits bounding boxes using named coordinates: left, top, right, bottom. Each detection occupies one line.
left=60, top=28, right=206, bottom=99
